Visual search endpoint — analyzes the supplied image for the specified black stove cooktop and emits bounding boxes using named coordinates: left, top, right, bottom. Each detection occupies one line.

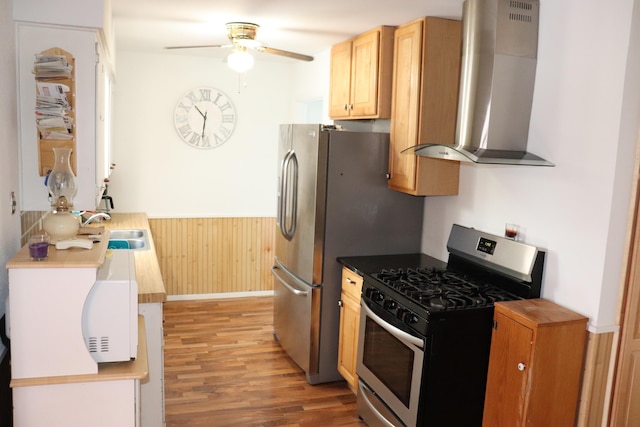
left=372, top=267, right=522, bottom=311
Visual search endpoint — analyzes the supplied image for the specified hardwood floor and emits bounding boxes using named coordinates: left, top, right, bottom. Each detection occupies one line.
left=163, top=297, right=367, bottom=427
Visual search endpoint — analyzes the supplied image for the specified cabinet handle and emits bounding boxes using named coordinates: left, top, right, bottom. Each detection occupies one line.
left=349, top=104, right=354, bottom=111
left=517, top=362, right=526, bottom=371
left=344, top=104, right=348, bottom=111
left=346, top=277, right=355, bottom=285
left=338, top=300, right=343, bottom=308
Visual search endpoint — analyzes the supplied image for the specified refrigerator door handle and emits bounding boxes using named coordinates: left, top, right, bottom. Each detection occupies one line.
left=279, top=150, right=298, bottom=241
left=271, top=264, right=309, bottom=296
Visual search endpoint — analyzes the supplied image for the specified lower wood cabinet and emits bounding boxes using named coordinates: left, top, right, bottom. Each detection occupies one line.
left=483, top=298, right=588, bottom=427
left=337, top=267, right=364, bottom=393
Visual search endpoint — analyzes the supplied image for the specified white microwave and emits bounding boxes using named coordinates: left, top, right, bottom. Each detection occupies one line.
left=82, top=250, right=138, bottom=363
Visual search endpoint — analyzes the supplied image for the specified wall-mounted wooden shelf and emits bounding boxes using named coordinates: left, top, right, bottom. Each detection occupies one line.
left=34, top=47, right=76, bottom=176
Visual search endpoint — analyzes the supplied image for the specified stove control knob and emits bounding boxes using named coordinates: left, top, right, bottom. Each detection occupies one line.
left=396, top=308, right=409, bottom=321
left=372, top=291, right=385, bottom=303
left=405, top=312, right=419, bottom=325
left=384, top=300, right=397, bottom=311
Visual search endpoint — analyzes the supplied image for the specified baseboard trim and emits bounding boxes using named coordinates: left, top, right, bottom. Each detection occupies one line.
left=167, top=290, right=275, bottom=301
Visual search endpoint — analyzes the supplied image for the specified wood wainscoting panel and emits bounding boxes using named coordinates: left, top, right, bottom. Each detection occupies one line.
left=577, top=331, right=614, bottom=427
left=149, top=217, right=275, bottom=296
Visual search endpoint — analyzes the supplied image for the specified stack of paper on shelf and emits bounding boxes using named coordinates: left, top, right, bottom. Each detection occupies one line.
left=33, top=53, right=73, bottom=78
left=34, top=78, right=73, bottom=140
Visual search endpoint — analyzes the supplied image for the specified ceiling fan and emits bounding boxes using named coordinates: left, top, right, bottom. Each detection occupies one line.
left=165, top=22, right=314, bottom=71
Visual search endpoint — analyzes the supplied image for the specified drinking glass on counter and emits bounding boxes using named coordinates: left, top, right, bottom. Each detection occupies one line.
left=29, top=234, right=50, bottom=260
left=505, top=223, right=519, bottom=240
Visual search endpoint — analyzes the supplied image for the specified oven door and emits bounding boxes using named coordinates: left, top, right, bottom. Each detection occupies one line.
left=356, top=299, right=425, bottom=427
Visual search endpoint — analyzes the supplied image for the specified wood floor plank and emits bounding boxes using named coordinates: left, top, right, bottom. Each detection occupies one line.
left=164, top=297, right=367, bottom=427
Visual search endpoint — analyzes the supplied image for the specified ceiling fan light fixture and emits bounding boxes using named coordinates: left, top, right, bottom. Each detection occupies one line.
left=227, top=47, right=254, bottom=72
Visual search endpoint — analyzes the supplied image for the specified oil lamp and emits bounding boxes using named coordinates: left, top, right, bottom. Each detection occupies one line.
left=42, top=147, right=80, bottom=242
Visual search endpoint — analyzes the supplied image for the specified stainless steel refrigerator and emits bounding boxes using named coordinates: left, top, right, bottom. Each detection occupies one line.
left=271, top=124, right=425, bottom=385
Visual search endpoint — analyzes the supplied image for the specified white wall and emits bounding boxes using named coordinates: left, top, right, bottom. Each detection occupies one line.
left=0, top=0, right=22, bottom=348
left=422, top=0, right=640, bottom=332
left=290, top=50, right=331, bottom=124
left=109, top=51, right=329, bottom=217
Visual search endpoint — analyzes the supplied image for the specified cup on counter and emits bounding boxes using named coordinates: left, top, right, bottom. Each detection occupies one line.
left=28, top=234, right=50, bottom=260
left=505, top=223, right=519, bottom=240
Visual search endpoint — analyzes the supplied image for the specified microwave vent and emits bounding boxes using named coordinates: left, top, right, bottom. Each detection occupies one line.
left=87, top=336, right=110, bottom=353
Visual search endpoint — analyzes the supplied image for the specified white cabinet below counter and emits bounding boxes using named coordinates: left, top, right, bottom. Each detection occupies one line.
left=139, top=302, right=166, bottom=427
left=11, top=316, right=148, bottom=427
left=97, top=213, right=168, bottom=426
left=6, top=231, right=152, bottom=427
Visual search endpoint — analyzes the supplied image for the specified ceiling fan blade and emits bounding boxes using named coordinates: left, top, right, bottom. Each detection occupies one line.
left=255, top=46, right=314, bottom=62
left=164, top=44, right=231, bottom=50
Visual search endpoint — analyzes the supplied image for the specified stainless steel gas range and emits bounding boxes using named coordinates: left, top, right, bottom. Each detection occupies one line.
left=339, top=224, right=546, bottom=427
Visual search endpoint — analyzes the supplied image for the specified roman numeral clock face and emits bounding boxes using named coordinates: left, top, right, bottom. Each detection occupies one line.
left=173, top=87, right=237, bottom=149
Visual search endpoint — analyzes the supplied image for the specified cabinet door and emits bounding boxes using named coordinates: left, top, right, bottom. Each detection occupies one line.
left=350, top=30, right=380, bottom=117
left=328, top=40, right=352, bottom=118
left=17, top=23, right=100, bottom=211
left=388, top=20, right=423, bottom=193
left=337, top=292, right=360, bottom=392
left=388, top=17, right=461, bottom=196
left=337, top=267, right=363, bottom=392
left=138, top=303, right=165, bottom=427
left=95, top=42, right=114, bottom=203
left=483, top=311, right=533, bottom=427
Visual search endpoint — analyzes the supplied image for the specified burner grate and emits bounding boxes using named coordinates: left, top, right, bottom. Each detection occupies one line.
left=372, top=267, right=521, bottom=310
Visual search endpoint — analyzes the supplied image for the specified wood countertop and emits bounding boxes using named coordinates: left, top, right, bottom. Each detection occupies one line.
left=7, top=231, right=109, bottom=269
left=11, top=316, right=149, bottom=387
left=7, top=212, right=167, bottom=304
left=90, top=212, right=167, bottom=304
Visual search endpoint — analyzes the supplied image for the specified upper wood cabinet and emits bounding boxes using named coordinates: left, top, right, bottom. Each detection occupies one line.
left=388, top=17, right=461, bottom=196
left=482, top=299, right=588, bottom=427
left=329, top=26, right=395, bottom=120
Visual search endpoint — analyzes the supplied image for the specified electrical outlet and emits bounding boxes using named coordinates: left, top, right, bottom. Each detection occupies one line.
left=10, top=192, right=16, bottom=215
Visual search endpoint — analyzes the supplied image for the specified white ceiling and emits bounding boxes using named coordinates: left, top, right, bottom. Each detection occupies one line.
left=111, top=0, right=465, bottom=61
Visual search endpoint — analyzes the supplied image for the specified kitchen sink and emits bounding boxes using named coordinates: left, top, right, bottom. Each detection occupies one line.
left=107, top=229, right=150, bottom=250
left=109, top=229, right=146, bottom=240
left=108, top=239, right=147, bottom=250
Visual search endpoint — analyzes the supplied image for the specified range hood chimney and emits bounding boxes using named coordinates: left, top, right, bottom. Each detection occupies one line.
left=408, top=0, right=553, bottom=166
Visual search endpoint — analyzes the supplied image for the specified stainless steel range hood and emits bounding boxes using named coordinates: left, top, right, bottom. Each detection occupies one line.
left=408, top=0, right=553, bottom=166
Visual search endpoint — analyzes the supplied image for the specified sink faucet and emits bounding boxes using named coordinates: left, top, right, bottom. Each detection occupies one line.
left=82, top=212, right=111, bottom=226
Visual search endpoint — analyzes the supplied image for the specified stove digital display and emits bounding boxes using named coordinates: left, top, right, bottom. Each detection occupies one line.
left=477, top=237, right=496, bottom=255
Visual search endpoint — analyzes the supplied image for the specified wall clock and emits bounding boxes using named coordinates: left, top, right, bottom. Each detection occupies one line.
left=173, top=87, right=237, bottom=149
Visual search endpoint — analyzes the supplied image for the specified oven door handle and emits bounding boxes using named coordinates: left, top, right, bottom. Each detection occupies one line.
left=362, top=301, right=424, bottom=349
